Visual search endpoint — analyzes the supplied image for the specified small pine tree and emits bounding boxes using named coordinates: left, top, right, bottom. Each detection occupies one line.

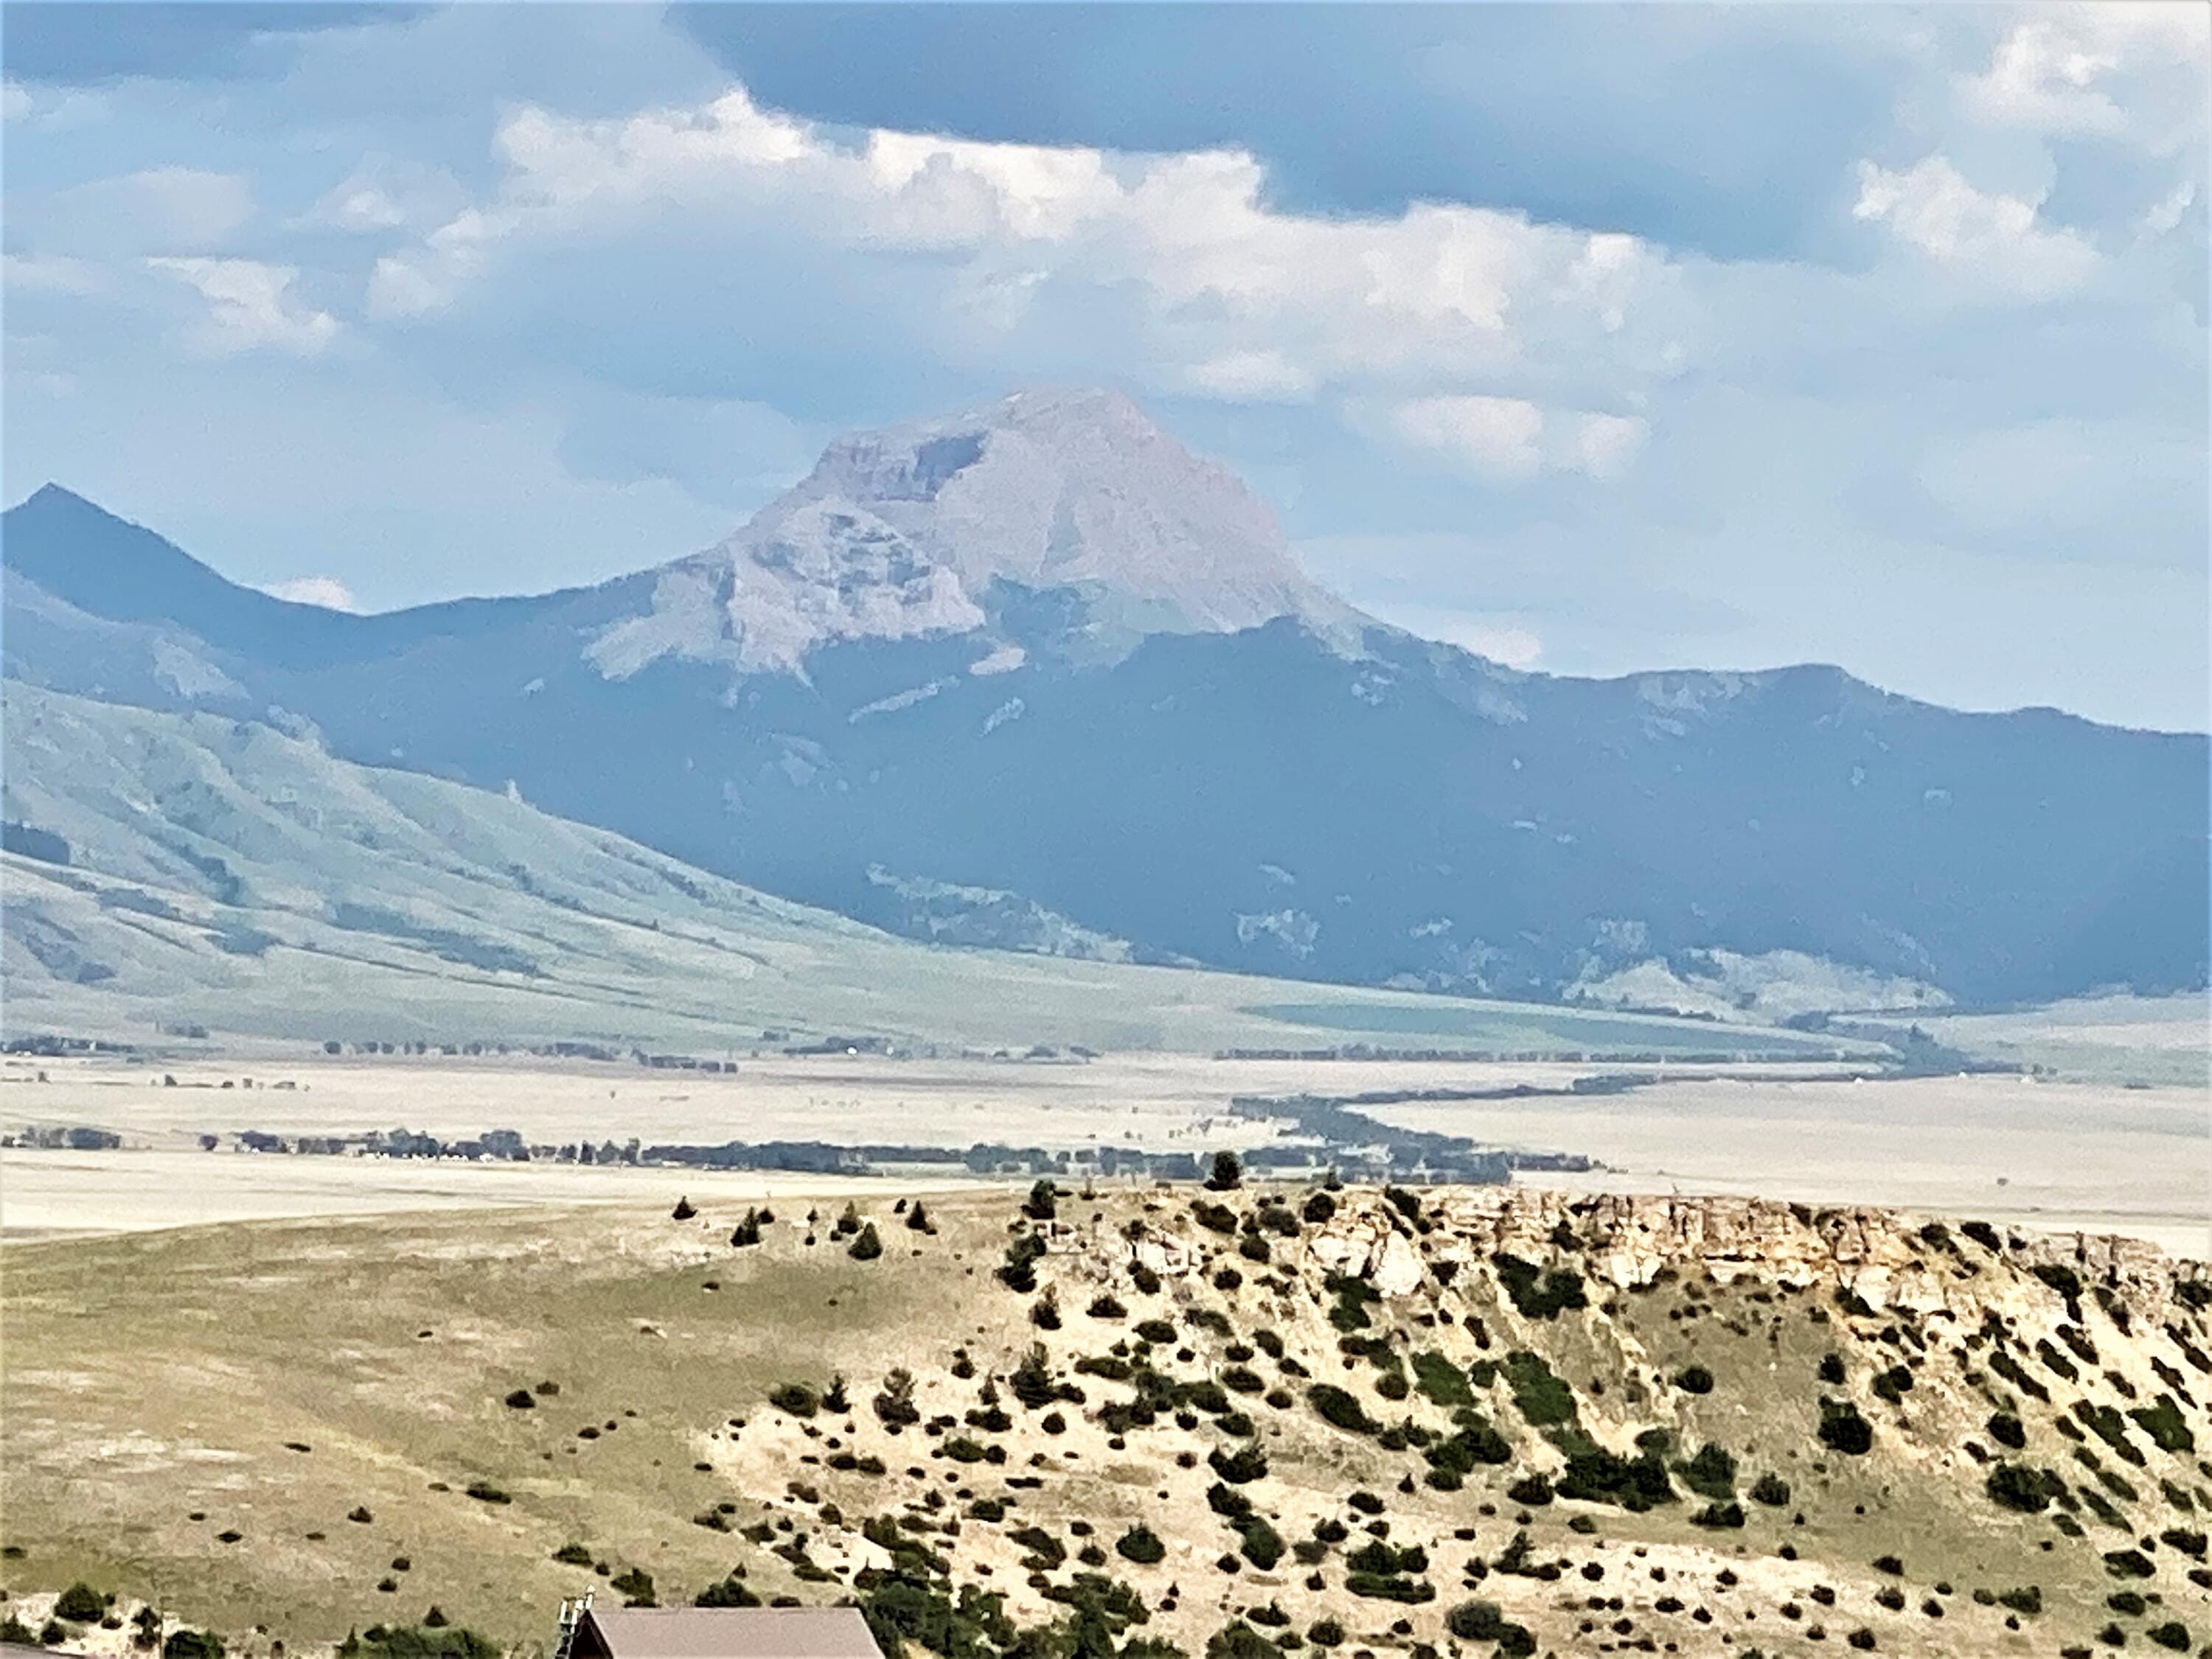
left=1205, top=1151, right=1243, bottom=1192
left=671, top=1197, right=697, bottom=1221
left=847, top=1223, right=883, bottom=1262
left=906, top=1200, right=936, bottom=1234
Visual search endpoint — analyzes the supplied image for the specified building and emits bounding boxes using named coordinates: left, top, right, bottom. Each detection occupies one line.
left=561, top=1604, right=885, bottom=1659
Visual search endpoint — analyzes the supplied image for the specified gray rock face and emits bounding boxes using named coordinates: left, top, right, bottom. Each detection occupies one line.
left=592, top=388, right=1360, bottom=676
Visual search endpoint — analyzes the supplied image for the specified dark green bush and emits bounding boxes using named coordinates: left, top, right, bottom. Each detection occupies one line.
left=1310, top=1385, right=1382, bottom=1436
left=1673, top=1366, right=1714, bottom=1396
left=1116, top=1526, right=1166, bottom=1565
left=2131, top=1396, right=2196, bottom=1454
left=1986, top=1464, right=2062, bottom=1513
left=1410, top=1352, right=1472, bottom=1407
left=54, top=1587, right=106, bottom=1624
left=770, top=1382, right=820, bottom=1418
left=1818, top=1398, right=1873, bottom=1455
left=1502, top=1351, right=1576, bottom=1427
left=1493, top=1253, right=1587, bottom=1321
left=695, top=1579, right=760, bottom=1608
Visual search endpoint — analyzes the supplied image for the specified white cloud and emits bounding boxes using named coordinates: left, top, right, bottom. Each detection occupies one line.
left=1, top=78, right=108, bottom=131
left=263, top=575, right=361, bottom=611
left=1391, top=394, right=1545, bottom=481
left=1388, top=395, right=1648, bottom=484
left=1571, top=412, right=1649, bottom=481
left=145, top=258, right=340, bottom=356
left=1852, top=155, right=2100, bottom=298
left=305, top=155, right=465, bottom=233
left=1, top=254, right=107, bottom=295
left=369, top=84, right=1684, bottom=413
left=1184, top=350, right=1314, bottom=403
left=52, top=167, right=254, bottom=252
left=1961, top=4, right=2209, bottom=152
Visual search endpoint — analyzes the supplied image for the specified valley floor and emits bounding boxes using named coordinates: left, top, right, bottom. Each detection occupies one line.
left=4, top=1049, right=2204, bottom=1255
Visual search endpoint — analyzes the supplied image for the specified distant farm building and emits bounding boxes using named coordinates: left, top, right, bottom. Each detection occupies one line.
left=562, top=1605, right=884, bottom=1659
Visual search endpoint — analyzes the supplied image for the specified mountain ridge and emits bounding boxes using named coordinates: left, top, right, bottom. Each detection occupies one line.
left=4, top=389, right=2204, bottom=1010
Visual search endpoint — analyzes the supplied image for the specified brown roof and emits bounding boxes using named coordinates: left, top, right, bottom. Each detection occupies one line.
left=577, top=1608, right=883, bottom=1659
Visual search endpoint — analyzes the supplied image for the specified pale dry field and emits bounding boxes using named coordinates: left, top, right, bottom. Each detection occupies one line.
left=1378, top=1071, right=2212, bottom=1258
left=4, top=1048, right=2205, bottom=1255
left=0, top=1049, right=1825, bottom=1150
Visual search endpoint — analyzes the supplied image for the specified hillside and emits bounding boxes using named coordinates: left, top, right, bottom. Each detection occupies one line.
left=6, top=1183, right=2210, bottom=1658
left=0, top=681, right=1855, bottom=1060
left=5, top=392, right=2204, bottom=1012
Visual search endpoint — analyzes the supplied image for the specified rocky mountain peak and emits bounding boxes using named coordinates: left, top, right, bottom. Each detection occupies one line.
left=593, top=389, right=1359, bottom=677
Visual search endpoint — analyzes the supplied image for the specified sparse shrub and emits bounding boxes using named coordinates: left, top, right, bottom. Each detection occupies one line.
left=1117, top=1526, right=1167, bottom=1565
left=1410, top=1352, right=1472, bottom=1407
left=54, top=1587, right=106, bottom=1624
left=672, top=1197, right=697, bottom=1221
left=1502, top=1351, right=1576, bottom=1427
left=1234, top=1515, right=1286, bottom=1570
left=695, top=1578, right=760, bottom=1608
left=1493, top=1253, right=1587, bottom=1321
left=1674, top=1365, right=1714, bottom=1396
left=1192, top=1200, right=1238, bottom=1235
left=464, top=1481, right=510, bottom=1504
left=1987, top=1411, right=2027, bottom=1450
left=2132, top=1396, right=2196, bottom=1454
left=1206, top=1152, right=1243, bottom=1192
left=2147, top=1622, right=2193, bottom=1652
left=1302, top=1192, right=1337, bottom=1225
left=1211, top=1441, right=1272, bottom=1485
left=1691, top=1501, right=1746, bottom=1529
left=874, top=1368, right=920, bottom=1430
left=503, top=1388, right=536, bottom=1410
left=1750, top=1472, right=1792, bottom=1506
left=163, top=1633, right=223, bottom=1659
left=998, top=1234, right=1046, bottom=1293
left=771, top=1382, right=821, bottom=1418
left=1678, top=1443, right=1738, bottom=1501
left=1986, top=1463, right=2062, bottom=1514
left=1310, top=1385, right=1382, bottom=1436
left=1818, top=1352, right=1846, bottom=1384
left=552, top=1543, right=594, bottom=1565
left=610, top=1568, right=655, bottom=1605
left=1818, top=1397, right=1873, bottom=1455
left=1023, top=1181, right=1058, bottom=1221
left=1088, top=1294, right=1127, bottom=1320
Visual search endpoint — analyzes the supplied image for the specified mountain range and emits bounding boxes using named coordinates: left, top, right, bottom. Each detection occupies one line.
left=4, top=386, right=2204, bottom=1018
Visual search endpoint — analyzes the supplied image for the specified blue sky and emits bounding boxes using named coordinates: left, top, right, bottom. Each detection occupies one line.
left=3, top=3, right=2205, bottom=729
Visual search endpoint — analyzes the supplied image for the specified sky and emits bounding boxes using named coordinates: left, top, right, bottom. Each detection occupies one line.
left=2, top=3, right=2207, bottom=731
